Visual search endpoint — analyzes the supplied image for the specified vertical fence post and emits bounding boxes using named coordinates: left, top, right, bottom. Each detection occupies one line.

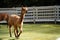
left=54, top=6, right=57, bottom=24
left=56, top=6, right=60, bottom=22
left=36, top=8, right=38, bottom=21
left=35, top=7, right=38, bottom=23
left=33, top=7, right=36, bottom=24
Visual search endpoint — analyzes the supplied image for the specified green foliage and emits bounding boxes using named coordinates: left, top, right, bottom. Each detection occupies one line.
left=0, top=0, right=57, bottom=7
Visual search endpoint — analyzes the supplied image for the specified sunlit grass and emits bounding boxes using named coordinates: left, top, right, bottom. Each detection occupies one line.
left=0, top=24, right=60, bottom=40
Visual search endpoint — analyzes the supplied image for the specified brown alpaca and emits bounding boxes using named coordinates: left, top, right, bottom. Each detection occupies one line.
left=0, top=13, right=9, bottom=28
left=0, top=13, right=9, bottom=21
left=8, top=6, right=28, bottom=38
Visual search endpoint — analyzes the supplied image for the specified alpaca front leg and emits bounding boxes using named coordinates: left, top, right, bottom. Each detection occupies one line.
left=14, top=27, right=18, bottom=38
left=9, top=26, right=12, bottom=37
left=16, top=28, right=19, bottom=38
left=18, top=26, right=22, bottom=37
left=14, top=28, right=16, bottom=37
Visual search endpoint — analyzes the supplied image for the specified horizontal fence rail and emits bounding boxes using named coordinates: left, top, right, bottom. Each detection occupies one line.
left=0, top=6, right=60, bottom=23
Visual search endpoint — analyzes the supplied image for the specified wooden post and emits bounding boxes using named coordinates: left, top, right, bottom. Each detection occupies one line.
left=54, top=6, right=57, bottom=24
left=33, top=7, right=36, bottom=24
left=56, top=6, right=60, bottom=21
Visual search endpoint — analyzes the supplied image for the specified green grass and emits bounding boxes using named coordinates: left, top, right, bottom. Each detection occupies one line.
left=0, top=24, right=60, bottom=40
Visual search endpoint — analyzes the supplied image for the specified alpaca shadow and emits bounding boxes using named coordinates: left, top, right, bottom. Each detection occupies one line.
left=0, top=26, right=1, bottom=28
left=0, top=38, right=16, bottom=40
left=8, top=37, right=20, bottom=40
left=8, top=38, right=18, bottom=40
left=9, top=39, right=15, bottom=40
left=0, top=38, right=2, bottom=40
left=0, top=37, right=16, bottom=40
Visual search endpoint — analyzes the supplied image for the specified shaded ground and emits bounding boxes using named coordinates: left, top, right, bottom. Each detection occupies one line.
left=0, top=24, right=60, bottom=40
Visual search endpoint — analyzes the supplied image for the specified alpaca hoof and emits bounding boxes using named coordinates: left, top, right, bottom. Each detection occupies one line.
left=10, top=36, right=12, bottom=37
left=15, top=36, right=19, bottom=39
left=16, top=37, right=19, bottom=39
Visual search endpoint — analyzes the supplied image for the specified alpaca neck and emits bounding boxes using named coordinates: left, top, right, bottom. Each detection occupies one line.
left=5, top=15, right=9, bottom=22
left=4, top=14, right=9, bottom=22
left=20, top=13, right=25, bottom=23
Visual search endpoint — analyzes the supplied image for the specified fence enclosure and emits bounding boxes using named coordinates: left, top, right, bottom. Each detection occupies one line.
left=0, top=6, right=60, bottom=23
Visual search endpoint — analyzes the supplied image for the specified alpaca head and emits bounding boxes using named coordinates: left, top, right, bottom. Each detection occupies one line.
left=21, top=6, right=28, bottom=14
left=22, top=7, right=28, bottom=11
left=4, top=14, right=9, bottom=21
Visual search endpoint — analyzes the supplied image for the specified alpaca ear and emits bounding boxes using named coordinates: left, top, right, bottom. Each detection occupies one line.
left=21, top=5, right=23, bottom=7
left=21, top=4, right=27, bottom=7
